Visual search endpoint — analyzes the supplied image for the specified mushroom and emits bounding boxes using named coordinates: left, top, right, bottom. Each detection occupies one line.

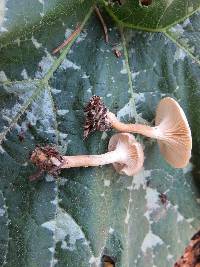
left=84, top=96, right=192, bottom=168
left=104, top=263, right=114, bottom=267
left=30, top=133, right=144, bottom=179
left=173, top=229, right=200, bottom=267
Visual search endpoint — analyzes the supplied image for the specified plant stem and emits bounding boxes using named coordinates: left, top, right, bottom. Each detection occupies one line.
left=52, top=25, right=82, bottom=54
left=94, top=5, right=109, bottom=43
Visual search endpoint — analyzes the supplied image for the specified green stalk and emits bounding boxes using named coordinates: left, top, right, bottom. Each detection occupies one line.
left=44, top=7, right=93, bottom=83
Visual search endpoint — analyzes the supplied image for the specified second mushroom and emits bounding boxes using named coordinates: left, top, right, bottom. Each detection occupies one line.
left=30, top=133, right=144, bottom=179
left=84, top=96, right=192, bottom=168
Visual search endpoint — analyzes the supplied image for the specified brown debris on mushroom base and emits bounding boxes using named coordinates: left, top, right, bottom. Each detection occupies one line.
left=140, top=0, right=153, bottom=6
left=84, top=95, right=112, bottom=139
left=104, top=262, right=114, bottom=267
left=174, top=230, right=200, bottom=267
left=30, top=145, right=64, bottom=180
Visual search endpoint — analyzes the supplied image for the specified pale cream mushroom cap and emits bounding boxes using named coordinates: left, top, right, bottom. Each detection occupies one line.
left=155, top=97, right=192, bottom=168
left=108, top=133, right=144, bottom=176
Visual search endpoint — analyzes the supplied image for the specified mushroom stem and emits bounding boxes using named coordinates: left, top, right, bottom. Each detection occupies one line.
left=107, top=112, right=162, bottom=139
left=59, top=149, right=125, bottom=169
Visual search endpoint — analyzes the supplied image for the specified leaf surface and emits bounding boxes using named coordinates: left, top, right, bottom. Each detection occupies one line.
left=0, top=1, right=200, bottom=267
left=104, top=0, right=200, bottom=30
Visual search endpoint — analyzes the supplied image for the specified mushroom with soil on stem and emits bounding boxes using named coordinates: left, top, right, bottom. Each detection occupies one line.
left=84, top=96, right=192, bottom=168
left=173, top=229, right=200, bottom=267
left=30, top=133, right=144, bottom=180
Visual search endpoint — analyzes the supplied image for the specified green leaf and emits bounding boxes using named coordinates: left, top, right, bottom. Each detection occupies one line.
left=103, top=0, right=200, bottom=31
left=0, top=1, right=200, bottom=267
left=0, top=191, right=9, bottom=265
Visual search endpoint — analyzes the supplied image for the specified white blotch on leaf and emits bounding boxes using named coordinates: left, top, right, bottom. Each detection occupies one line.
left=42, top=207, right=85, bottom=251
left=0, top=26, right=7, bottom=32
left=141, top=231, right=164, bottom=253
left=0, top=70, right=7, bottom=82
left=61, top=240, right=68, bottom=250
left=64, top=28, right=73, bottom=38
left=26, top=89, right=56, bottom=135
left=60, top=59, right=81, bottom=70
left=177, top=212, right=184, bottom=222
left=31, top=36, right=42, bottom=49
left=101, top=132, right=107, bottom=140
left=82, top=73, right=90, bottom=79
left=0, top=0, right=7, bottom=33
left=87, top=87, right=92, bottom=93
left=174, top=48, right=186, bottom=61
left=51, top=198, right=59, bottom=206
left=132, top=71, right=140, bottom=80
left=135, top=92, right=145, bottom=103
left=0, top=208, right=5, bottom=216
left=183, top=18, right=191, bottom=28
left=0, top=0, right=6, bottom=27
left=120, top=60, right=127, bottom=74
left=144, top=187, right=160, bottom=222
left=59, top=132, right=69, bottom=144
left=111, top=76, right=115, bottom=83
left=186, top=218, right=194, bottom=223
left=173, top=205, right=184, bottom=222
left=104, top=179, right=110, bottom=187
left=1, top=88, right=33, bottom=133
left=57, top=109, right=69, bottom=116
left=109, top=227, right=114, bottom=234
left=21, top=69, right=29, bottom=80
left=14, top=38, right=21, bottom=47
left=133, top=169, right=151, bottom=190
left=35, top=50, right=54, bottom=78
left=167, top=254, right=174, bottom=261
left=183, top=162, right=193, bottom=174
left=145, top=188, right=160, bottom=211
left=51, top=88, right=61, bottom=95
left=117, top=100, right=135, bottom=120
left=2, top=114, right=11, bottom=123
left=125, top=212, right=130, bottom=224
left=106, top=93, right=112, bottom=97
left=89, top=256, right=100, bottom=265
left=170, top=24, right=184, bottom=35
left=76, top=31, right=87, bottom=43
left=48, top=247, right=55, bottom=253
left=45, top=175, right=54, bottom=182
